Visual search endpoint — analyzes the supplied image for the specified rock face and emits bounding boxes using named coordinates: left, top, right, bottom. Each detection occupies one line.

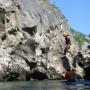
left=0, top=0, right=79, bottom=81
left=75, top=45, right=90, bottom=80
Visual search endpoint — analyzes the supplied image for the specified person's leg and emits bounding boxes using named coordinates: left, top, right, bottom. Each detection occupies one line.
left=67, top=44, right=73, bottom=56
left=64, top=46, right=67, bottom=55
left=67, top=44, right=71, bottom=49
left=64, top=44, right=71, bottom=55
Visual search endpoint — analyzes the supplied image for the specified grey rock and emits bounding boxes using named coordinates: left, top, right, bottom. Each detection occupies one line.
left=74, top=45, right=90, bottom=80
left=0, top=0, right=79, bottom=81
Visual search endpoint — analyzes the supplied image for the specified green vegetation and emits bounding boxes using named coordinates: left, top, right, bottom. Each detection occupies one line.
left=70, top=28, right=90, bottom=49
left=51, top=4, right=66, bottom=20
left=51, top=4, right=58, bottom=10
left=89, top=34, right=90, bottom=37
left=43, top=0, right=48, bottom=2
left=51, top=4, right=59, bottom=13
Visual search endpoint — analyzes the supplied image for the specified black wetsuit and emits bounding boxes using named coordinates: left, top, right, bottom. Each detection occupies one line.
left=64, top=35, right=71, bottom=54
left=65, top=35, right=71, bottom=45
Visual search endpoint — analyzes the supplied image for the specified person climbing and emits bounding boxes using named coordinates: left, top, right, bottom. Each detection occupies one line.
left=64, top=68, right=75, bottom=82
left=63, top=32, right=71, bottom=55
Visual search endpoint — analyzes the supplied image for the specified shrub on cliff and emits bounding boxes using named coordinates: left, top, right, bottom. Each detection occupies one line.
left=70, top=28, right=90, bottom=49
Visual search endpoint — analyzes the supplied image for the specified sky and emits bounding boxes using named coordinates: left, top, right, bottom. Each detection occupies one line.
left=50, top=0, right=90, bottom=35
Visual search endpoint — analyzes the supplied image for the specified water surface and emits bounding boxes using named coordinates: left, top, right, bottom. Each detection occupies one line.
left=0, top=80, right=90, bottom=90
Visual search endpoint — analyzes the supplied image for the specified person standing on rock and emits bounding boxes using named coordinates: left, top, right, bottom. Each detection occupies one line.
left=63, top=32, right=72, bottom=55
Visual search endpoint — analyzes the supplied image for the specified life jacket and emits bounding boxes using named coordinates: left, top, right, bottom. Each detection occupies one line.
left=65, top=71, right=73, bottom=80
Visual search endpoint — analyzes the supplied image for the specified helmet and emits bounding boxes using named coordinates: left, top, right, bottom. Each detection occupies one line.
left=63, top=32, right=67, bottom=36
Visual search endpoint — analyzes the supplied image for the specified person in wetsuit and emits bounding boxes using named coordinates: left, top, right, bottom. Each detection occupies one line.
left=65, top=68, right=75, bottom=82
left=63, top=32, right=71, bottom=55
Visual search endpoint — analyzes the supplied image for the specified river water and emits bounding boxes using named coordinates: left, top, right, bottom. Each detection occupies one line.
left=0, top=80, right=90, bottom=90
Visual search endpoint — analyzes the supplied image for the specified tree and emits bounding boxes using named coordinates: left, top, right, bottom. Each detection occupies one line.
left=89, top=34, right=90, bottom=37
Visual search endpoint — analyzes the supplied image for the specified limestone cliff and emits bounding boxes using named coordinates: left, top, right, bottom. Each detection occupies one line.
left=0, top=0, right=79, bottom=81
left=70, top=28, right=90, bottom=79
left=75, top=45, right=90, bottom=80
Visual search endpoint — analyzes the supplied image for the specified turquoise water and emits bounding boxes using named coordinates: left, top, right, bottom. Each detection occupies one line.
left=0, top=80, right=90, bottom=90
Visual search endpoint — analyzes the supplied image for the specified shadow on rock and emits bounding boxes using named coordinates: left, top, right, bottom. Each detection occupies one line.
left=61, top=56, right=70, bottom=71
